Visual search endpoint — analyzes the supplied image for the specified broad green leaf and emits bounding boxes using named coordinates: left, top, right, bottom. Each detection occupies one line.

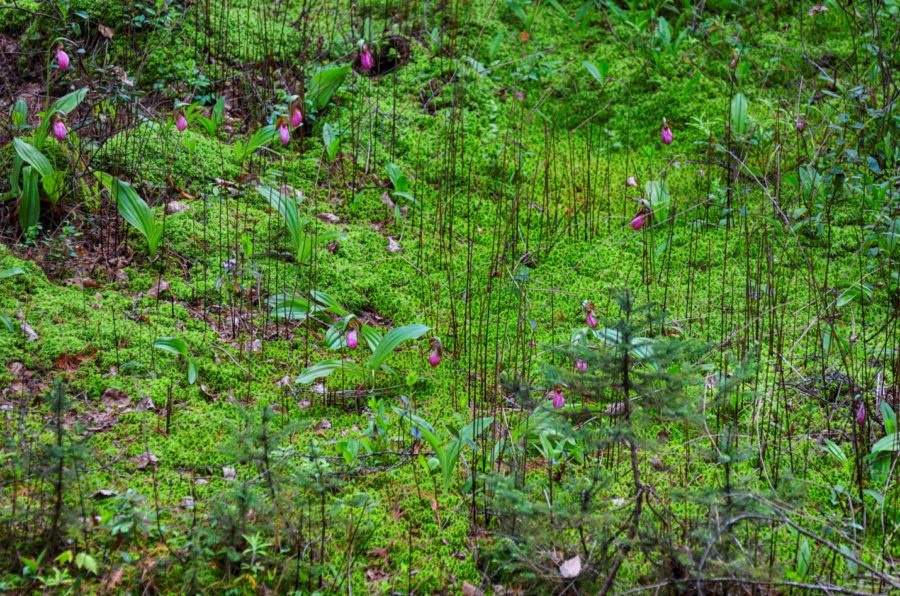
left=19, top=166, right=40, bottom=232
left=385, top=162, right=410, bottom=193
left=881, top=402, right=896, bottom=435
left=308, top=65, right=350, bottom=111
left=795, top=538, right=810, bottom=578
left=361, top=326, right=383, bottom=352
left=37, top=88, right=88, bottom=144
left=296, top=359, right=364, bottom=384
left=10, top=154, right=22, bottom=196
left=547, top=0, right=568, bottom=19
left=367, top=324, right=430, bottom=371
left=645, top=180, right=669, bottom=207
left=152, top=337, right=189, bottom=357
left=310, top=290, right=350, bottom=316
left=236, top=125, right=276, bottom=161
left=11, top=99, right=27, bottom=127
left=0, top=267, right=25, bottom=279
left=839, top=545, right=858, bottom=575
left=55, top=550, right=73, bottom=565
left=48, top=88, right=88, bottom=116
left=822, top=439, right=847, bottom=464
left=187, top=358, right=198, bottom=385
left=323, top=123, right=340, bottom=161
left=864, top=489, right=885, bottom=507
left=583, top=60, right=603, bottom=83
left=13, top=138, right=53, bottom=179
left=731, top=92, right=749, bottom=135
left=871, top=432, right=900, bottom=454
left=42, top=170, right=65, bottom=205
left=458, top=417, right=494, bottom=445
left=257, top=185, right=305, bottom=261
left=212, top=96, right=225, bottom=127
left=0, top=312, right=15, bottom=333
left=95, top=172, right=163, bottom=255
left=75, top=552, right=98, bottom=575
left=267, top=294, right=323, bottom=320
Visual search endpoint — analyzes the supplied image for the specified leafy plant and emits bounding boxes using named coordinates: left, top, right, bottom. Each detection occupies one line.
left=255, top=185, right=343, bottom=263
left=731, top=92, right=749, bottom=136
left=181, top=97, right=225, bottom=136
left=152, top=337, right=198, bottom=384
left=295, top=324, right=430, bottom=385
left=7, top=88, right=87, bottom=231
left=395, top=410, right=494, bottom=490
left=322, top=123, right=341, bottom=162
left=233, top=125, right=276, bottom=163
left=95, top=172, right=164, bottom=256
left=306, top=65, right=350, bottom=112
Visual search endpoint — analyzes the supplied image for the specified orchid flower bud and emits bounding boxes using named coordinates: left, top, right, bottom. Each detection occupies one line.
left=176, top=113, right=187, bottom=132
left=52, top=118, right=67, bottom=141
left=360, top=45, right=374, bottom=71
left=795, top=119, right=806, bottom=133
left=279, top=123, right=290, bottom=145
left=626, top=176, right=638, bottom=188
left=576, top=359, right=587, bottom=373
left=346, top=328, right=358, bottom=350
left=855, top=402, right=865, bottom=425
left=585, top=307, right=598, bottom=329
left=291, top=104, right=303, bottom=128
left=56, top=47, right=70, bottom=70
left=661, top=119, right=673, bottom=145
left=551, top=387, right=565, bottom=409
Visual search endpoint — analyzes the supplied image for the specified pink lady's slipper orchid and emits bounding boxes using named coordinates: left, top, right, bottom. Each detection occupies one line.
left=795, top=119, right=806, bottom=133
left=626, top=176, right=638, bottom=188
left=175, top=112, right=188, bottom=132
left=576, top=359, right=587, bottom=373
left=291, top=104, right=303, bottom=128
left=56, top=46, right=70, bottom=70
left=52, top=116, right=67, bottom=141
left=551, top=386, right=565, bottom=409
left=428, top=340, right=442, bottom=368
left=360, top=44, right=374, bottom=71
left=429, top=346, right=442, bottom=368
left=631, top=208, right=648, bottom=231
left=661, top=119, right=673, bottom=145
left=855, top=402, right=865, bottom=425
left=584, top=304, right=598, bottom=329
left=279, top=122, right=290, bottom=145
left=346, top=327, right=359, bottom=350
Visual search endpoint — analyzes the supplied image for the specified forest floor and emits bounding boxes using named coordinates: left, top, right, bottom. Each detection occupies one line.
left=1, top=0, right=898, bottom=593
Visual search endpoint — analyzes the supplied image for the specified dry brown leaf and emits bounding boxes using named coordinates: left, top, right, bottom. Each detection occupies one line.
left=365, top=568, right=389, bottom=582
left=98, top=23, right=114, bottom=38
left=104, top=567, right=125, bottom=590
left=317, top=212, right=341, bottom=224
left=133, top=451, right=158, bottom=470
left=165, top=201, right=189, bottom=214
left=19, top=318, right=38, bottom=341
left=145, top=279, right=170, bottom=298
left=559, top=555, right=581, bottom=579
left=314, top=418, right=332, bottom=434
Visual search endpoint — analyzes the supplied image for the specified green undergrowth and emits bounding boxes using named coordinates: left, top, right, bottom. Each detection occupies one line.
left=1, top=0, right=897, bottom=592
